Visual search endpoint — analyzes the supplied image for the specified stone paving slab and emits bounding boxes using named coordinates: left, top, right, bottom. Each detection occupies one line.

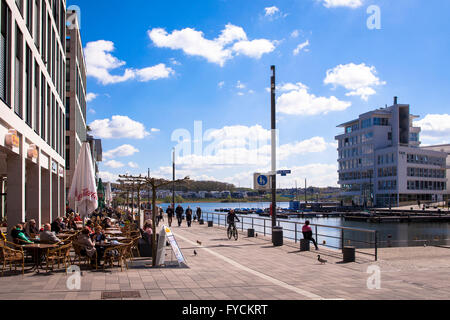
left=0, top=222, right=449, bottom=300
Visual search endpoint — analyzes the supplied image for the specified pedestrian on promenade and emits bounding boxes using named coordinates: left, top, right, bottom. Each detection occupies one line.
left=302, top=221, right=319, bottom=250
left=166, top=205, right=174, bottom=227
left=186, top=206, right=193, bottom=227
left=176, top=205, right=184, bottom=227
left=157, top=207, right=164, bottom=226
left=196, top=207, right=202, bottom=222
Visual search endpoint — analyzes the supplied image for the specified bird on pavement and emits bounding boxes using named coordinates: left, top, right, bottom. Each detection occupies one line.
left=194, top=250, right=197, bottom=256
left=255, top=233, right=258, bottom=238
left=197, top=240, right=202, bottom=246
left=318, top=255, right=327, bottom=264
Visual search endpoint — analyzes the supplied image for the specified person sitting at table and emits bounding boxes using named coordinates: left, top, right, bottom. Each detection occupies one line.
left=77, top=227, right=101, bottom=267
left=91, top=226, right=106, bottom=243
left=51, top=217, right=63, bottom=234
left=11, top=224, right=33, bottom=244
left=24, top=219, right=40, bottom=237
left=85, top=220, right=95, bottom=234
left=40, top=224, right=62, bottom=244
left=138, top=221, right=153, bottom=257
left=102, top=218, right=113, bottom=230
left=66, top=217, right=77, bottom=231
left=74, top=213, right=82, bottom=222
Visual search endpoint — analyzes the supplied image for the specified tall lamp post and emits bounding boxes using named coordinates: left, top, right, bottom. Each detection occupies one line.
left=270, top=65, right=283, bottom=246
left=172, top=148, right=175, bottom=211
left=271, top=65, right=277, bottom=229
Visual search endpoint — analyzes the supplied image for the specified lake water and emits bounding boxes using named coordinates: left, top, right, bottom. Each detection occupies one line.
left=155, top=202, right=450, bottom=249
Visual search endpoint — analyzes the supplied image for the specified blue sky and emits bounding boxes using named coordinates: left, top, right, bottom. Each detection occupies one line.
left=68, top=0, right=450, bottom=188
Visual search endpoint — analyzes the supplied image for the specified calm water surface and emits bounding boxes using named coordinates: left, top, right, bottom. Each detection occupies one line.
left=156, top=202, right=450, bottom=249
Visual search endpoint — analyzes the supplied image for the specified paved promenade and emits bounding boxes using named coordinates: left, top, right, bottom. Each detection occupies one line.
left=0, top=223, right=449, bottom=300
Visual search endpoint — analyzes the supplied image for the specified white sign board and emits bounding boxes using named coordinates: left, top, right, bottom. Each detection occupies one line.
left=254, top=173, right=271, bottom=191
left=155, top=227, right=167, bottom=266
left=155, top=225, right=187, bottom=267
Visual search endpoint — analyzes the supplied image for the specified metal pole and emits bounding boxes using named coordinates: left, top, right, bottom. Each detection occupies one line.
left=271, top=65, right=277, bottom=232
left=375, top=231, right=378, bottom=261
left=172, top=148, right=175, bottom=215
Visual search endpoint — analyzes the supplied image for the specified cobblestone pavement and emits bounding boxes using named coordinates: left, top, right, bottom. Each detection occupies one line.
left=0, top=223, right=449, bottom=300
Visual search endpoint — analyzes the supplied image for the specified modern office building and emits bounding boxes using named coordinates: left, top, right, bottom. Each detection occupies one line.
left=0, top=0, right=67, bottom=234
left=336, top=97, right=449, bottom=207
left=65, top=9, right=87, bottom=208
left=87, top=133, right=102, bottom=181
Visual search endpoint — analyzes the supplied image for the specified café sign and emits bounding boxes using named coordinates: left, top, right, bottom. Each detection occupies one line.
left=5, top=129, right=20, bottom=148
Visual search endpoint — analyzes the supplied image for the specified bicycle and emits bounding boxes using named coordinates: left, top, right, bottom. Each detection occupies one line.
left=227, top=223, right=238, bottom=241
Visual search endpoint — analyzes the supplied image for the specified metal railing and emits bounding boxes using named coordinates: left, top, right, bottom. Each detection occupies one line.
left=205, top=212, right=378, bottom=261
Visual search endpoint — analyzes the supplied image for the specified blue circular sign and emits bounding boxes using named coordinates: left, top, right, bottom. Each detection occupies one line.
left=257, top=175, right=268, bottom=186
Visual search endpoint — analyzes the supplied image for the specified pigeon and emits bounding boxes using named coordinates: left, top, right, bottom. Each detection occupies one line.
left=255, top=233, right=258, bottom=238
left=318, top=255, right=327, bottom=264
left=194, top=250, right=197, bottom=256
left=197, top=240, right=202, bottom=246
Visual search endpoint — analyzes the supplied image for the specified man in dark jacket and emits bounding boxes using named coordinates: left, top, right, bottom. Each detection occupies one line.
left=185, top=206, right=193, bottom=227
left=166, top=205, right=174, bottom=227
left=196, top=207, right=202, bottom=222
left=175, top=205, right=184, bottom=227
left=51, top=218, right=63, bottom=234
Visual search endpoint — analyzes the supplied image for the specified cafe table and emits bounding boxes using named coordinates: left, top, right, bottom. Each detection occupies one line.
left=21, top=243, right=59, bottom=273
left=104, top=230, right=123, bottom=235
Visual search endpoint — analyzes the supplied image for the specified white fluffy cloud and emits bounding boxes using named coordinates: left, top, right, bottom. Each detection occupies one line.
left=293, top=40, right=310, bottom=55
left=98, top=171, right=119, bottom=183
left=103, top=144, right=140, bottom=159
left=89, top=116, right=150, bottom=139
left=128, top=162, right=139, bottom=169
left=84, top=40, right=174, bottom=85
left=148, top=24, right=276, bottom=67
left=86, top=93, right=98, bottom=102
left=324, top=63, right=386, bottom=101
left=105, top=160, right=125, bottom=169
left=414, top=114, right=450, bottom=145
left=264, top=6, right=280, bottom=16
left=277, top=82, right=351, bottom=116
left=320, top=0, right=363, bottom=8
left=172, top=124, right=332, bottom=171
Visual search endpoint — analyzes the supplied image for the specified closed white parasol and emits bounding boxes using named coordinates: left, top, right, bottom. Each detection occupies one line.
left=68, top=142, right=98, bottom=218
left=105, top=182, right=113, bottom=207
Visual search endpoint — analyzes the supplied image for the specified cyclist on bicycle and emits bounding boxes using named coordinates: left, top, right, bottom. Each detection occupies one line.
left=227, top=210, right=240, bottom=231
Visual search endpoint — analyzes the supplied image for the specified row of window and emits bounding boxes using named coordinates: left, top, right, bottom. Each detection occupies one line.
left=339, top=131, right=374, bottom=148
left=339, top=157, right=375, bottom=170
left=378, top=167, right=397, bottom=178
left=1, top=0, right=65, bottom=157
left=377, top=153, right=395, bottom=165
left=407, top=167, right=446, bottom=179
left=339, top=170, right=375, bottom=181
left=407, top=154, right=446, bottom=167
left=407, top=181, right=447, bottom=191
left=378, top=180, right=397, bottom=191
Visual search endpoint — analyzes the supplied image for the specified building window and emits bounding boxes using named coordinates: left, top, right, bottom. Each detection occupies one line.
left=26, top=0, right=32, bottom=34
left=40, top=74, right=45, bottom=139
left=41, top=0, right=45, bottom=60
left=0, top=1, right=11, bottom=105
left=65, top=148, right=69, bottom=170
left=361, top=118, right=372, bottom=129
left=14, top=25, right=23, bottom=118
left=34, top=60, right=39, bottom=134
left=25, top=45, right=32, bottom=127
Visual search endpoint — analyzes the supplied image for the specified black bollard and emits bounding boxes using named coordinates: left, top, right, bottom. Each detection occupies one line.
left=343, top=246, right=356, bottom=263
left=247, top=229, right=255, bottom=238
left=208, top=221, right=213, bottom=227
left=300, top=239, right=310, bottom=252
left=272, top=226, right=283, bottom=247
